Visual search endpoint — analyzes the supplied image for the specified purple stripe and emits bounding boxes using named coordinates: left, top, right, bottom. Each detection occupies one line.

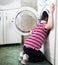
left=24, top=43, right=40, bottom=50
left=28, top=38, right=43, bottom=46
left=25, top=39, right=41, bottom=48
left=31, top=31, right=45, bottom=39
left=24, top=44, right=35, bottom=49
left=28, top=33, right=44, bottom=41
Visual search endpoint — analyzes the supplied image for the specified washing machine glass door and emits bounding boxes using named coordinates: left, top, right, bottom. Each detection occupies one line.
left=15, top=7, right=39, bottom=36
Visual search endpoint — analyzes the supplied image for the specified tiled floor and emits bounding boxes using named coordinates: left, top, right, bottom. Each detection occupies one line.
left=0, top=44, right=52, bottom=65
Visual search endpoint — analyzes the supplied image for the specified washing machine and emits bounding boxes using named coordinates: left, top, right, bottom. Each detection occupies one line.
left=37, top=0, right=56, bottom=65
left=4, top=7, right=39, bottom=44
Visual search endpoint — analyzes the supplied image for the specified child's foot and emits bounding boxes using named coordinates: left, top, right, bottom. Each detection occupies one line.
left=18, top=56, right=23, bottom=61
left=21, top=60, right=26, bottom=65
left=18, top=51, right=24, bottom=61
left=21, top=54, right=29, bottom=65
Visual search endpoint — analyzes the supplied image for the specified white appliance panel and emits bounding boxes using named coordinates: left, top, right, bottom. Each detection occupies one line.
left=0, top=11, right=3, bottom=44
left=0, top=0, right=21, bottom=10
left=37, top=0, right=56, bottom=64
left=4, top=10, right=22, bottom=44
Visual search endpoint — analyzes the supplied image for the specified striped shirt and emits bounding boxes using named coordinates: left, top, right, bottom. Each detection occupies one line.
left=24, top=21, right=50, bottom=51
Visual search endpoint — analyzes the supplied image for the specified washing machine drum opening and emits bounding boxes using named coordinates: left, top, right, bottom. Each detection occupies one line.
left=15, top=10, right=38, bottom=35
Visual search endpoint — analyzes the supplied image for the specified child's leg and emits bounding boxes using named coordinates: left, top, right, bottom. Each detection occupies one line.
left=29, top=50, right=46, bottom=62
left=23, top=46, right=46, bottom=62
left=36, top=50, right=46, bottom=62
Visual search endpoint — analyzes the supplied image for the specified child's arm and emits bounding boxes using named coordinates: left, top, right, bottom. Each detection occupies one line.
left=45, top=3, right=55, bottom=30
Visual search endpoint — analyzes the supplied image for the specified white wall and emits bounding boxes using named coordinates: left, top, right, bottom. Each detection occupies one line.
left=21, top=0, right=37, bottom=10
left=0, top=0, right=21, bottom=10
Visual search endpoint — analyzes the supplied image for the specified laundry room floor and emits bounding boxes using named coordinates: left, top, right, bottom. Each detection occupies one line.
left=0, top=44, right=52, bottom=65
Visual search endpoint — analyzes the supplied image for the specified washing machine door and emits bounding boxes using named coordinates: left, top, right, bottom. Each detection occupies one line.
left=13, top=7, right=39, bottom=36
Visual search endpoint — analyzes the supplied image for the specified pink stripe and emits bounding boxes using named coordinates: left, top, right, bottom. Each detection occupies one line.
left=28, top=38, right=43, bottom=46
left=32, top=35, right=44, bottom=42
left=25, top=42, right=40, bottom=49
left=24, top=43, right=40, bottom=50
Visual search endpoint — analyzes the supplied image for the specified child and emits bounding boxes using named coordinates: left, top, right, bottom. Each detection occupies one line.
left=19, top=3, right=55, bottom=65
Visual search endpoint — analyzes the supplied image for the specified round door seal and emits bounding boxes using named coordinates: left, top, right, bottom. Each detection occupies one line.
left=13, top=7, right=39, bottom=36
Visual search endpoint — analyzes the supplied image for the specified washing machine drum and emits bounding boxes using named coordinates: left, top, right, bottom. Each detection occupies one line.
left=14, top=7, right=39, bottom=36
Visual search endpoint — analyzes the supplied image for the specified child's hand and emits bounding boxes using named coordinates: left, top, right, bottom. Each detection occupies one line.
left=50, top=3, right=55, bottom=13
left=29, top=31, right=32, bottom=35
